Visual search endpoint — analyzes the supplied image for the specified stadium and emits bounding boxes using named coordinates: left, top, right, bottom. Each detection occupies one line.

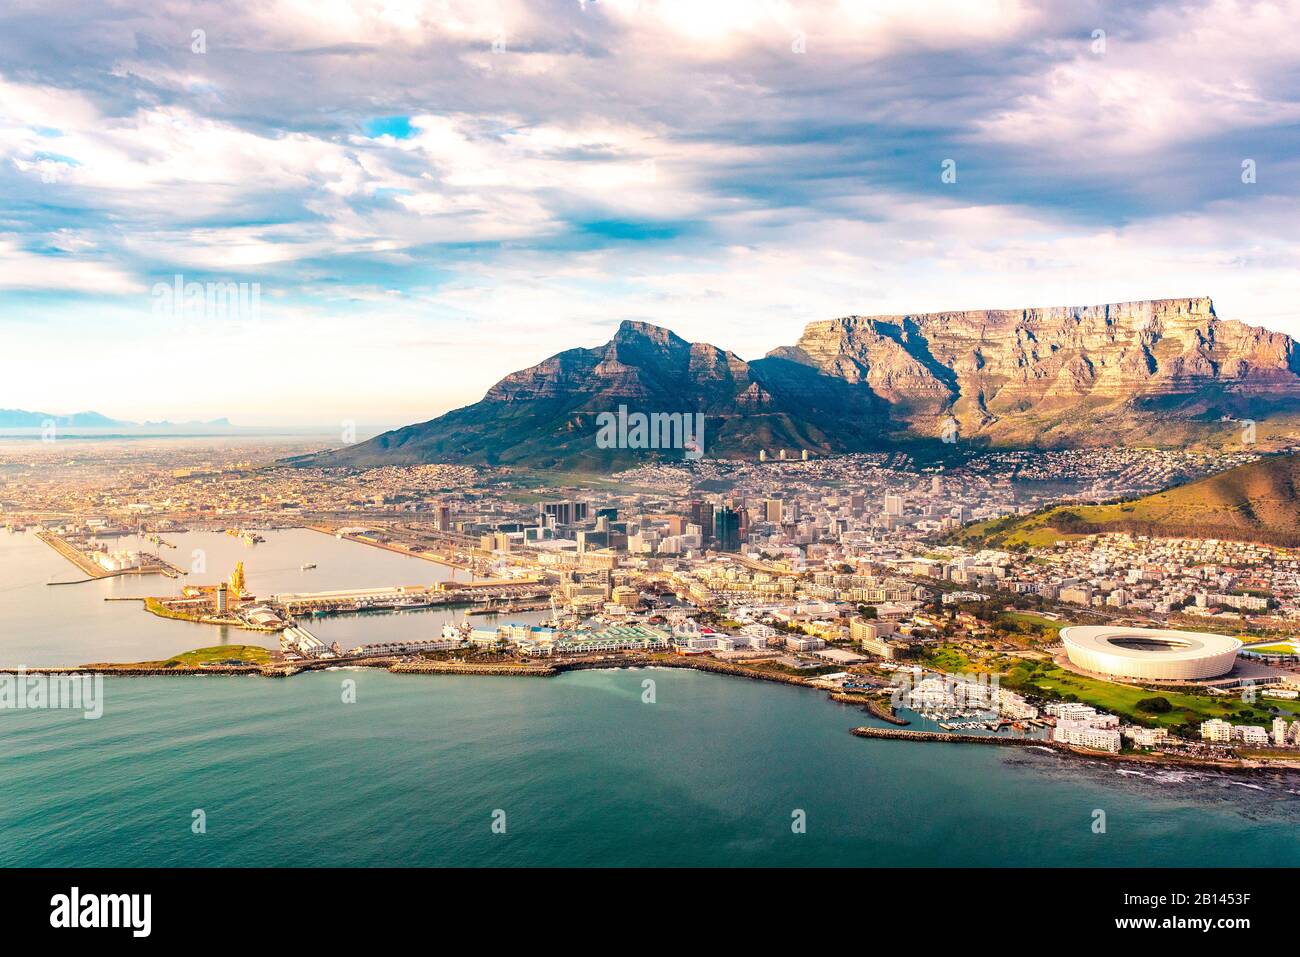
left=1059, top=626, right=1242, bottom=681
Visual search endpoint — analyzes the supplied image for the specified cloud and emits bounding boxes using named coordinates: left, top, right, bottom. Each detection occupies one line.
left=0, top=235, right=143, bottom=293
left=0, top=0, right=1298, bottom=421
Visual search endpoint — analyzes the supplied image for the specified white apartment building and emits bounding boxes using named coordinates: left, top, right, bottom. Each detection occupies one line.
left=1123, top=725, right=1169, bottom=748
left=1201, top=718, right=1234, bottom=743
left=1053, top=719, right=1122, bottom=753
left=1046, top=702, right=1101, bottom=721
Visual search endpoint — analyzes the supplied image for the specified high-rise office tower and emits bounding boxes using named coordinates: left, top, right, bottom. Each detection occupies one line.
left=713, top=507, right=740, bottom=552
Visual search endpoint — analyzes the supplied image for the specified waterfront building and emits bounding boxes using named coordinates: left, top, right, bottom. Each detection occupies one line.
left=1046, top=702, right=1102, bottom=721
left=1201, top=719, right=1234, bottom=743
left=1122, top=725, right=1169, bottom=748
left=996, top=690, right=1039, bottom=720
left=1273, top=718, right=1290, bottom=746
left=1053, top=720, right=1122, bottom=753
left=1238, top=725, right=1270, bottom=746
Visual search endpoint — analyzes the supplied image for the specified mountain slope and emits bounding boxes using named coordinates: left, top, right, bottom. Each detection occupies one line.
left=300, top=297, right=1300, bottom=469
left=954, top=454, right=1300, bottom=548
left=306, top=321, right=891, bottom=469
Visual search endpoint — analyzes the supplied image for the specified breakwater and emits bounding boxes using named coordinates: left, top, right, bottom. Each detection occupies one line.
left=389, top=660, right=557, bottom=677
left=641, top=656, right=814, bottom=687
left=851, top=726, right=1057, bottom=747
left=846, top=726, right=1297, bottom=773
left=827, top=691, right=910, bottom=725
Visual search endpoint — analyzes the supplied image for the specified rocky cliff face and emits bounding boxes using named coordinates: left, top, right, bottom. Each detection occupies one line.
left=775, top=297, right=1300, bottom=443
left=307, top=320, right=889, bottom=468
left=299, top=297, right=1300, bottom=468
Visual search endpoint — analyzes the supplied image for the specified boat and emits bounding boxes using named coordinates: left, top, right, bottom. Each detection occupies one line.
left=301, top=562, right=317, bottom=570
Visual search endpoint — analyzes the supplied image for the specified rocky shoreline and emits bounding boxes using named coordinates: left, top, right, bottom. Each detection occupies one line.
left=850, top=726, right=1299, bottom=774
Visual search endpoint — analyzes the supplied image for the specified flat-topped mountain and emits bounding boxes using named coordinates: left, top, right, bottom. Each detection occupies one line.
left=776, top=297, right=1300, bottom=444
left=300, top=297, right=1300, bottom=469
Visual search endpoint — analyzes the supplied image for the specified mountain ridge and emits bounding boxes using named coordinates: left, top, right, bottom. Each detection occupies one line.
left=0, top=409, right=233, bottom=429
left=300, top=297, right=1300, bottom=469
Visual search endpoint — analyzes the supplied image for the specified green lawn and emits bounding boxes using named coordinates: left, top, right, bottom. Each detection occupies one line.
left=86, top=644, right=272, bottom=670
left=1011, top=662, right=1298, bottom=728
left=1245, top=642, right=1298, bottom=654
left=919, top=644, right=984, bottom=674
left=165, top=645, right=271, bottom=667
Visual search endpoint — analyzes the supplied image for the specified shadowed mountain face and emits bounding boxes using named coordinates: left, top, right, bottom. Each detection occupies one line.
left=301, top=298, right=1300, bottom=469
left=306, top=320, right=892, bottom=469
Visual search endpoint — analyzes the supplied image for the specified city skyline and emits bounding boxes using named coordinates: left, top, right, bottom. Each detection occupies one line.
left=3, top=0, right=1300, bottom=424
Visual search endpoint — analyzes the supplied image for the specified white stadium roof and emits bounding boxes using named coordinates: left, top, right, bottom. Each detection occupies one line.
left=1060, top=625, right=1242, bottom=681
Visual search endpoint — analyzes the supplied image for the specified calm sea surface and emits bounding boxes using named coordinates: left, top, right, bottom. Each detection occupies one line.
left=2, top=530, right=1298, bottom=867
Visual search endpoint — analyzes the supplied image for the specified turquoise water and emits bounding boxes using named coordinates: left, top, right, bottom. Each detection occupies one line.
left=3, top=528, right=1299, bottom=867
left=2, top=667, right=1298, bottom=867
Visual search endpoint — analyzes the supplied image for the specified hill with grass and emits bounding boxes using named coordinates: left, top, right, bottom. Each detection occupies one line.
left=951, top=453, right=1300, bottom=549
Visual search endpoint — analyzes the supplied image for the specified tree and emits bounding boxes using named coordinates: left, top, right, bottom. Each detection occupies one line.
left=1136, top=696, right=1173, bottom=714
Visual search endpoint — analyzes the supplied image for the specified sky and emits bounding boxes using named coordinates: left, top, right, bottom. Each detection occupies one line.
left=1, top=0, right=1299, bottom=428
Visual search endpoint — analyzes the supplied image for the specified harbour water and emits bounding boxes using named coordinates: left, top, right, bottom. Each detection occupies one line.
left=0, top=528, right=539, bottom=667
left=2, top=529, right=1299, bottom=867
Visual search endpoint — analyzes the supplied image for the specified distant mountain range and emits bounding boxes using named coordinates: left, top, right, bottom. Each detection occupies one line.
left=0, top=409, right=232, bottom=429
left=951, top=453, right=1300, bottom=548
left=298, top=297, right=1300, bottom=469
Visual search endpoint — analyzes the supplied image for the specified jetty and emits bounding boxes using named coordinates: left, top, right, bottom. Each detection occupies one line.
left=851, top=727, right=1057, bottom=747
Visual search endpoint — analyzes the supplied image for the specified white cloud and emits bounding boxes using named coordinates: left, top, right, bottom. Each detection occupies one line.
left=0, top=236, right=143, bottom=294
left=977, top=0, right=1300, bottom=157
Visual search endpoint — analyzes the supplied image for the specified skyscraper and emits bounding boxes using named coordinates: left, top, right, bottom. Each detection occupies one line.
left=541, top=500, right=586, bottom=526
left=714, top=507, right=740, bottom=552
left=690, top=501, right=715, bottom=542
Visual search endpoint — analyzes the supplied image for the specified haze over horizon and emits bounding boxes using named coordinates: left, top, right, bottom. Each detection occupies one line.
left=3, top=0, right=1300, bottom=426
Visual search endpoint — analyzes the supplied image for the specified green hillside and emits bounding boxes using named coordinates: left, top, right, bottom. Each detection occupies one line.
left=951, top=453, right=1300, bottom=549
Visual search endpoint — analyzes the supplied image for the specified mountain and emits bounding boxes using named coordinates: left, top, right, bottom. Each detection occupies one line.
left=0, top=410, right=234, bottom=430
left=952, top=453, right=1300, bottom=548
left=0, top=409, right=131, bottom=428
left=773, top=297, right=1300, bottom=445
left=300, top=297, right=1300, bottom=469
left=140, top=418, right=233, bottom=428
left=300, top=320, right=891, bottom=469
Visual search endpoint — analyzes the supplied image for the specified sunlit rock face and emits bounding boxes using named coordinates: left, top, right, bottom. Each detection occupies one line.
left=775, top=298, right=1300, bottom=444
left=300, top=297, right=1300, bottom=468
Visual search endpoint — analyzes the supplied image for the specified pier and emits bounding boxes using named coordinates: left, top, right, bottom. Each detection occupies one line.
left=38, top=531, right=185, bottom=581
left=268, top=583, right=550, bottom=616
